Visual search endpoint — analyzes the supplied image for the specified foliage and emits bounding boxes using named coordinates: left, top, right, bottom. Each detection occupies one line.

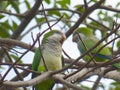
left=0, top=0, right=120, bottom=90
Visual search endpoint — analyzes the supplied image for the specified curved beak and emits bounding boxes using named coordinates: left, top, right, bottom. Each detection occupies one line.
left=60, top=34, right=66, bottom=44
left=72, top=34, right=76, bottom=42
left=72, top=36, right=75, bottom=42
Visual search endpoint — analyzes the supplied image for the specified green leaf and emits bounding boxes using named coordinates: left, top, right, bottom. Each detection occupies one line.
left=66, top=0, right=70, bottom=5
left=48, top=10, right=61, bottom=17
left=114, top=13, right=120, bottom=18
left=35, top=17, right=45, bottom=29
left=57, top=0, right=70, bottom=5
left=98, top=10, right=103, bottom=15
left=111, top=82, right=119, bottom=86
left=0, top=15, right=4, bottom=19
left=0, top=20, right=14, bottom=37
left=74, top=4, right=85, bottom=13
left=45, top=0, right=51, bottom=4
left=63, top=12, right=69, bottom=18
left=81, top=85, right=91, bottom=90
left=10, top=54, right=23, bottom=64
left=117, top=40, right=120, bottom=48
left=25, top=0, right=31, bottom=9
left=89, top=21, right=100, bottom=29
left=0, top=1, right=7, bottom=9
left=91, top=0, right=98, bottom=2
left=36, top=17, right=45, bottom=23
left=116, top=2, right=120, bottom=7
left=12, top=20, right=18, bottom=30
left=56, top=0, right=70, bottom=8
left=1, top=20, right=12, bottom=30
left=110, top=82, right=120, bottom=90
left=0, top=25, right=10, bottom=38
left=9, top=1, right=20, bottom=13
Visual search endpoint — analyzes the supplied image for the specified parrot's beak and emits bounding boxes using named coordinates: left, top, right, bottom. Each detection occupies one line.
left=72, top=35, right=76, bottom=42
left=72, top=32, right=78, bottom=42
left=60, top=34, right=66, bottom=44
left=72, top=34, right=79, bottom=43
left=72, top=36, right=75, bottom=42
left=72, top=33, right=81, bottom=42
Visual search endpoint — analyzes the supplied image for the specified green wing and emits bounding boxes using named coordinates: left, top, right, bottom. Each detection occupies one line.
left=32, top=48, right=55, bottom=90
left=86, top=38, right=110, bottom=55
left=32, top=48, right=41, bottom=78
left=78, top=37, right=111, bottom=62
left=35, top=79, right=55, bottom=90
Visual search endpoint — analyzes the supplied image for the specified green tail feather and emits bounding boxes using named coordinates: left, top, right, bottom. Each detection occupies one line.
left=35, top=78, right=55, bottom=90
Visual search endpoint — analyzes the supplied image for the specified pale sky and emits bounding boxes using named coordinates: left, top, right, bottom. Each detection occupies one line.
left=1, top=0, right=119, bottom=89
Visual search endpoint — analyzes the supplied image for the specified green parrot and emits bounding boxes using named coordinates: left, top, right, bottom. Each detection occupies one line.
left=72, top=27, right=111, bottom=62
left=32, top=30, right=66, bottom=90
left=72, top=27, right=120, bottom=90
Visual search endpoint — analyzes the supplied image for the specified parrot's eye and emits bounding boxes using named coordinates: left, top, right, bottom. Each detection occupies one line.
left=79, top=33, right=85, bottom=38
left=73, top=33, right=85, bottom=43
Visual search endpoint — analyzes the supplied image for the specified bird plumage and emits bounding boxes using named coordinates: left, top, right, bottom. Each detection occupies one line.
left=32, top=30, right=66, bottom=90
left=73, top=27, right=111, bottom=62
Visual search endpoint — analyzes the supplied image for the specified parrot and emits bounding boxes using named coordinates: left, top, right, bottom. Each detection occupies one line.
left=72, top=27, right=120, bottom=90
left=72, top=27, right=111, bottom=62
left=32, top=30, right=66, bottom=90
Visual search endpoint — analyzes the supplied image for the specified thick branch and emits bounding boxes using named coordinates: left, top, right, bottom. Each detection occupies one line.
left=3, top=71, right=84, bottom=90
left=0, top=38, right=36, bottom=52
left=64, top=57, right=120, bottom=68
left=0, top=0, right=42, bottom=62
left=10, top=0, right=42, bottom=39
left=65, top=0, right=105, bottom=37
left=3, top=71, right=52, bottom=87
left=53, top=74, right=84, bottom=90
left=66, top=67, right=120, bottom=83
left=100, top=5, right=120, bottom=13
left=0, top=10, right=24, bottom=17
left=3, top=68, right=120, bottom=89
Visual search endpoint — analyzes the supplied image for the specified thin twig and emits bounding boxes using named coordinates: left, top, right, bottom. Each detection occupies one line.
left=77, top=33, right=96, bottom=64
left=63, top=24, right=120, bottom=79
left=0, top=10, right=25, bottom=17
left=65, top=0, right=105, bottom=37
left=83, top=0, right=88, bottom=9
left=0, top=62, right=31, bottom=66
left=41, top=3, right=52, bottom=30
left=3, top=48, right=27, bottom=90
left=0, top=38, right=36, bottom=52
left=91, top=75, right=102, bottom=90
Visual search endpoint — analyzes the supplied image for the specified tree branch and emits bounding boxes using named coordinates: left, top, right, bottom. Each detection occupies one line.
left=3, top=71, right=84, bottom=90
left=0, top=38, right=36, bottom=52
left=2, top=67, right=120, bottom=89
left=65, top=0, right=105, bottom=37
left=10, top=0, right=42, bottom=39
left=53, top=74, right=85, bottom=90
left=3, top=71, right=52, bottom=87
left=64, top=57, right=120, bottom=68
left=0, top=0, right=42, bottom=62
left=100, top=5, right=120, bottom=13
left=66, top=67, right=120, bottom=83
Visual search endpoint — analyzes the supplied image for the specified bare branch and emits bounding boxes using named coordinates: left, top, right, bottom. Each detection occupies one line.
left=100, top=5, right=120, bottom=13
left=66, top=67, right=120, bottom=83
left=66, top=0, right=105, bottom=37
left=10, top=0, right=42, bottom=39
left=3, top=71, right=52, bottom=87
left=53, top=74, right=85, bottom=90
left=0, top=10, right=24, bottom=17
left=0, top=38, right=36, bottom=52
